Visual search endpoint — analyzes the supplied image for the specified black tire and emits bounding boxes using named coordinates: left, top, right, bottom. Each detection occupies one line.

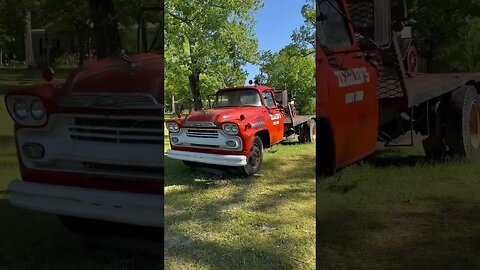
left=305, top=119, right=316, bottom=143
left=59, top=216, right=105, bottom=237
left=241, top=136, right=263, bottom=176
left=183, top=160, right=202, bottom=168
left=445, top=85, right=480, bottom=159
left=422, top=101, right=448, bottom=159
left=298, top=124, right=306, bottom=143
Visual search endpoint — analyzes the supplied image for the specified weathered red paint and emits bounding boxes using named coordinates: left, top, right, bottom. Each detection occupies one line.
left=316, top=0, right=379, bottom=171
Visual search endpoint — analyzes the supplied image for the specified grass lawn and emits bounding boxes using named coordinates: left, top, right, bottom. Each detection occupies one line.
left=0, top=97, right=162, bottom=269
left=318, top=145, right=480, bottom=270
left=164, top=134, right=316, bottom=269
left=0, top=67, right=74, bottom=93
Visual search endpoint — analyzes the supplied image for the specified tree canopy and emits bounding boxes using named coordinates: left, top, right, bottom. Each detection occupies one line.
left=165, top=0, right=262, bottom=110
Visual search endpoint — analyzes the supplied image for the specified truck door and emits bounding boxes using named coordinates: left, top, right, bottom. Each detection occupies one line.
left=317, top=0, right=378, bottom=168
left=262, top=90, right=284, bottom=144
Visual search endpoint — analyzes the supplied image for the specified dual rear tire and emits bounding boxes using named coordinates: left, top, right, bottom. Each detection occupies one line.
left=423, top=85, right=480, bottom=159
left=445, top=85, right=480, bottom=158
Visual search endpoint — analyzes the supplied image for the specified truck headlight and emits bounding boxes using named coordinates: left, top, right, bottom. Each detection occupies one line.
left=222, top=123, right=239, bottom=135
left=167, top=122, right=180, bottom=133
left=30, top=99, right=46, bottom=120
left=13, top=99, right=29, bottom=120
left=6, top=96, right=47, bottom=126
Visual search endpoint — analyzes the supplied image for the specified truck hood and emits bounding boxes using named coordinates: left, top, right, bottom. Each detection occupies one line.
left=185, top=107, right=262, bottom=123
left=64, top=52, right=164, bottom=102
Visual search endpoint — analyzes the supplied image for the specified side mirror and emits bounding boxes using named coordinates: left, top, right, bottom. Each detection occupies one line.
left=42, top=67, right=54, bottom=82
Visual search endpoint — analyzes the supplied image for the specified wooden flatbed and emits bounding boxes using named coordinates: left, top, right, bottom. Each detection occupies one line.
left=405, top=73, right=480, bottom=107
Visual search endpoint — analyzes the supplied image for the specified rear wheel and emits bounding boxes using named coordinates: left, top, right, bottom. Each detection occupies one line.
left=445, top=85, right=480, bottom=159
left=240, top=136, right=263, bottom=176
left=305, top=119, right=316, bottom=143
left=405, top=45, right=418, bottom=78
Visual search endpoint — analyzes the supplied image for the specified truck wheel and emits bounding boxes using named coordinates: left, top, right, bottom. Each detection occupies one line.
left=445, top=85, right=480, bottom=158
left=183, top=160, right=201, bottom=168
left=298, top=123, right=309, bottom=143
left=405, top=45, right=417, bottom=78
left=59, top=216, right=104, bottom=237
left=241, top=136, right=263, bottom=176
left=305, top=119, right=316, bottom=143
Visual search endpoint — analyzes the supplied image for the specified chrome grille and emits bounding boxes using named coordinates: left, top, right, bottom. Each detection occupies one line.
left=60, top=93, right=162, bottom=109
left=69, top=117, right=163, bottom=144
left=186, top=129, right=219, bottom=139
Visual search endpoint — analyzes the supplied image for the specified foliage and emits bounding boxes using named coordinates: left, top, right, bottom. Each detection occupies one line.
left=410, top=0, right=480, bottom=72
left=291, top=0, right=315, bottom=52
left=259, top=45, right=315, bottom=114
left=165, top=0, right=262, bottom=110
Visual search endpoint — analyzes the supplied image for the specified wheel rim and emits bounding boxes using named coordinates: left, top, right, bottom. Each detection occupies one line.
left=408, top=48, right=417, bottom=74
left=249, top=143, right=261, bottom=167
left=312, top=123, right=316, bottom=141
left=469, top=102, right=480, bottom=149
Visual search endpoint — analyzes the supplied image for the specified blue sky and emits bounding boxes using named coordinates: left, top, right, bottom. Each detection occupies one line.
left=244, top=0, right=306, bottom=84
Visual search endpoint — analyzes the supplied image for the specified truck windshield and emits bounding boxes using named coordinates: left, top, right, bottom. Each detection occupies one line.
left=214, top=89, right=262, bottom=108
left=316, top=0, right=352, bottom=48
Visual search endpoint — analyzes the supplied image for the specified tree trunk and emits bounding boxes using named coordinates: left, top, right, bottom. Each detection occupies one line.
left=189, top=71, right=203, bottom=110
left=0, top=46, right=3, bottom=66
left=89, top=0, right=121, bottom=59
left=24, top=10, right=35, bottom=68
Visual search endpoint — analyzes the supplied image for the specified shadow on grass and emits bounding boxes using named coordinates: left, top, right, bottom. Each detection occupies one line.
left=0, top=199, right=163, bottom=270
left=317, top=198, right=480, bottom=270
left=165, top=148, right=315, bottom=269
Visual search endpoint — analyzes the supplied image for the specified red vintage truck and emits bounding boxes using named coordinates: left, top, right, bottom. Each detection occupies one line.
left=4, top=7, right=164, bottom=232
left=316, top=0, right=480, bottom=175
left=166, top=83, right=315, bottom=176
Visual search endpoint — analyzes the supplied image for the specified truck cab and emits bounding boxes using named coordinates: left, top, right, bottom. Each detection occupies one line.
left=316, top=0, right=379, bottom=175
left=167, top=85, right=288, bottom=176
left=167, top=83, right=316, bottom=176
left=4, top=6, right=164, bottom=231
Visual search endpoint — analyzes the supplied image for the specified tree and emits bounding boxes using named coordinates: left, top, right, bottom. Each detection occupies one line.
left=259, top=45, right=315, bottom=114
left=410, top=0, right=480, bottom=72
left=89, top=0, right=122, bottom=58
left=291, top=0, right=315, bottom=53
left=165, top=0, right=262, bottom=110
left=24, top=10, right=34, bottom=67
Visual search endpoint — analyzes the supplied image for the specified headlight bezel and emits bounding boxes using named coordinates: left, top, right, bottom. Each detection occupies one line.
left=166, top=121, right=180, bottom=133
left=222, top=123, right=240, bottom=135
left=6, top=95, right=47, bottom=126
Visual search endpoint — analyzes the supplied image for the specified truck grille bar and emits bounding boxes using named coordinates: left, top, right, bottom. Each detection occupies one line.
left=69, top=117, right=163, bottom=144
left=186, top=129, right=219, bottom=139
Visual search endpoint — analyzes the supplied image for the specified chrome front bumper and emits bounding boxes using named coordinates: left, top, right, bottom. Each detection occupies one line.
left=8, top=180, right=163, bottom=228
left=167, top=149, right=247, bottom=166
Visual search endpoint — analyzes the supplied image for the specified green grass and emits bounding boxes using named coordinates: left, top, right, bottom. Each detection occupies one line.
left=0, top=67, right=74, bottom=93
left=318, top=145, right=480, bottom=270
left=0, top=93, right=162, bottom=269
left=164, top=141, right=316, bottom=270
